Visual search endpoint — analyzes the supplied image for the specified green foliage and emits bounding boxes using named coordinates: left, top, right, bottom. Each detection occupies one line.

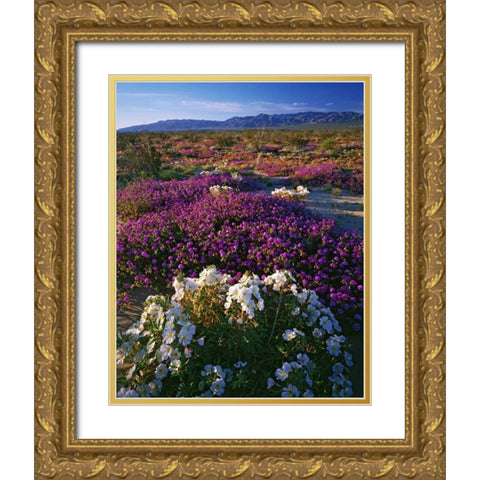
left=321, top=138, right=335, bottom=151
left=215, top=132, right=235, bottom=148
left=289, top=132, right=309, bottom=149
left=327, top=146, right=342, bottom=158
left=245, top=128, right=265, bottom=152
left=183, top=131, right=200, bottom=142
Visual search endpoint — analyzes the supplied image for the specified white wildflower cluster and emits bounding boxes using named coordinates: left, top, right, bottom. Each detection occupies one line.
left=172, top=277, right=197, bottom=302
left=116, top=338, right=135, bottom=365
left=117, top=267, right=355, bottom=398
left=172, top=266, right=230, bottom=303
left=329, top=359, right=354, bottom=397
left=282, top=328, right=304, bottom=341
left=117, top=387, right=139, bottom=398
left=326, top=334, right=346, bottom=357
left=263, top=270, right=295, bottom=291
left=117, top=294, right=200, bottom=398
left=199, top=364, right=233, bottom=397
left=199, top=265, right=229, bottom=286
left=268, top=353, right=316, bottom=398
left=209, top=184, right=233, bottom=195
left=271, top=185, right=309, bottom=201
left=225, top=273, right=264, bottom=320
left=290, top=284, right=342, bottom=331
left=117, top=297, right=168, bottom=367
left=267, top=275, right=353, bottom=396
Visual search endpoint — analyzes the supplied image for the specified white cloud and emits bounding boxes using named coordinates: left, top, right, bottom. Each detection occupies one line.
left=180, top=100, right=246, bottom=113
left=248, top=101, right=326, bottom=113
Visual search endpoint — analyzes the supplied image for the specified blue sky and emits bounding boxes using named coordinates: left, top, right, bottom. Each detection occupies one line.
left=116, top=81, right=364, bottom=128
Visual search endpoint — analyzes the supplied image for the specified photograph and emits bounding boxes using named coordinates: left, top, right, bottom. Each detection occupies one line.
left=113, top=78, right=369, bottom=401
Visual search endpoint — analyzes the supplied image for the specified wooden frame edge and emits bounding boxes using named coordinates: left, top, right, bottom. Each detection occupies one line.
left=34, top=1, right=445, bottom=478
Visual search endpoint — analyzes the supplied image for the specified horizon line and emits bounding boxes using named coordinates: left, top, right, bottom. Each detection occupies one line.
left=118, top=110, right=364, bottom=130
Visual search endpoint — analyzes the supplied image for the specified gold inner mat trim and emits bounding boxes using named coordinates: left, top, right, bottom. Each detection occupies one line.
left=109, top=74, right=371, bottom=406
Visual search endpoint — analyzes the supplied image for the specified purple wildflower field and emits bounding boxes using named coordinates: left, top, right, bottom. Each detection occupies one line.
left=116, top=129, right=365, bottom=335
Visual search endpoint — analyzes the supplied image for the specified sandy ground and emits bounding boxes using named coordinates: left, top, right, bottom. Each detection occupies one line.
left=304, top=188, right=363, bottom=233
left=265, top=179, right=364, bottom=234
left=117, top=287, right=152, bottom=332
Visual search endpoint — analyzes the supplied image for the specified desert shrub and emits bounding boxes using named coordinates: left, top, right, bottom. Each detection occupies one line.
left=321, top=139, right=335, bottom=151
left=215, top=132, right=235, bottom=148
left=289, top=132, right=309, bottom=149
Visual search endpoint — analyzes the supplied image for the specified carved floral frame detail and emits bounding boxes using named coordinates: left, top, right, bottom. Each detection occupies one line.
left=34, top=1, right=445, bottom=478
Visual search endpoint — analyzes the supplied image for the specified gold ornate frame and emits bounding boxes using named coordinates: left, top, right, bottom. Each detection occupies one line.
left=34, top=1, right=445, bottom=479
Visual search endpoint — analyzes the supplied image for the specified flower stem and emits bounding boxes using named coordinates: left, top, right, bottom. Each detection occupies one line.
left=268, top=292, right=283, bottom=342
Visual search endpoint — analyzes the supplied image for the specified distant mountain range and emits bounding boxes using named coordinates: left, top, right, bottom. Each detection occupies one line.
left=117, top=111, right=363, bottom=133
